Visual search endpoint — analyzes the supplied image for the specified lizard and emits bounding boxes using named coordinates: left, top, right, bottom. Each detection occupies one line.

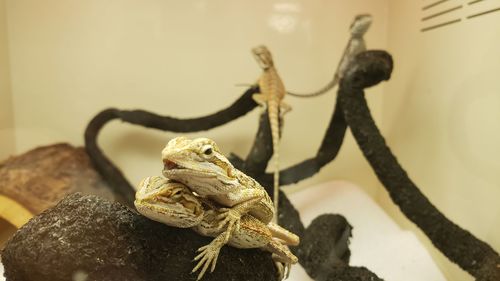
left=135, top=175, right=299, bottom=280
left=161, top=136, right=290, bottom=276
left=287, top=14, right=373, bottom=98
left=251, top=45, right=291, bottom=224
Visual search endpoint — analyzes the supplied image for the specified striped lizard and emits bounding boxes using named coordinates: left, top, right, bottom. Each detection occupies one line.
left=287, top=14, right=373, bottom=98
left=161, top=137, right=299, bottom=278
left=251, top=45, right=291, bottom=223
left=135, top=176, right=299, bottom=280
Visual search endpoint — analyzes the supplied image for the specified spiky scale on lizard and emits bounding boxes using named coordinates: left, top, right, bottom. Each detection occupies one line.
left=287, top=14, right=373, bottom=98
left=251, top=45, right=291, bottom=223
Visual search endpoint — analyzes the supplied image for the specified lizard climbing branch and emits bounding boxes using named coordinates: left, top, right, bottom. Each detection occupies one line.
left=339, top=50, right=500, bottom=281
left=287, top=14, right=372, bottom=98
left=238, top=100, right=348, bottom=193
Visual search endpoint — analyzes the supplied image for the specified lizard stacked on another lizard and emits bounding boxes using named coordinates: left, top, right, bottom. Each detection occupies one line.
left=135, top=176, right=298, bottom=280
left=251, top=45, right=291, bottom=224
left=140, top=136, right=299, bottom=280
left=287, top=14, right=373, bottom=98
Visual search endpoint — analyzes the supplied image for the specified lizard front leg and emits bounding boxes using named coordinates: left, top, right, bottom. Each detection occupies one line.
left=279, top=101, right=292, bottom=118
left=215, top=187, right=271, bottom=230
left=192, top=196, right=262, bottom=280
left=192, top=231, right=227, bottom=280
left=215, top=196, right=262, bottom=235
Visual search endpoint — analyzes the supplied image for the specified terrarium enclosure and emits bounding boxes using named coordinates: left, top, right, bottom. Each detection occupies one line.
left=0, top=1, right=499, bottom=281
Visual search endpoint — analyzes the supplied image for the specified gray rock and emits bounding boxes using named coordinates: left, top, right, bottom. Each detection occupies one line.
left=1, top=193, right=277, bottom=281
left=297, top=214, right=351, bottom=278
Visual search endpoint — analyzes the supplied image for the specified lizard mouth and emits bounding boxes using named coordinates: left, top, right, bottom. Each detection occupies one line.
left=162, top=159, right=216, bottom=179
left=163, top=160, right=184, bottom=171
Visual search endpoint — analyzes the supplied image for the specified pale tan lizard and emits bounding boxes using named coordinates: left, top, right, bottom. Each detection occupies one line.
left=135, top=176, right=299, bottom=280
left=251, top=45, right=291, bottom=223
left=287, top=14, right=373, bottom=98
left=161, top=136, right=281, bottom=261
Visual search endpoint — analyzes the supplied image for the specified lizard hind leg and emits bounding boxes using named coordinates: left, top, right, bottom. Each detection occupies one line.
left=267, top=222, right=300, bottom=246
left=252, top=93, right=269, bottom=108
left=274, top=261, right=290, bottom=280
left=279, top=101, right=292, bottom=118
left=262, top=238, right=298, bottom=280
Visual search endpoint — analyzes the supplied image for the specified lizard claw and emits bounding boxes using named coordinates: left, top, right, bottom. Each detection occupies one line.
left=192, top=243, right=221, bottom=280
left=274, top=261, right=291, bottom=280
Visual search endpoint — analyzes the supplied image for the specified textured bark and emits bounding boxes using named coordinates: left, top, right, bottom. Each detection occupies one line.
left=0, top=144, right=114, bottom=227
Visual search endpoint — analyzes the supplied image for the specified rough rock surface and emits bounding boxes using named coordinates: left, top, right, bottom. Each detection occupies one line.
left=294, top=214, right=383, bottom=281
left=1, top=193, right=277, bottom=281
left=297, top=214, right=351, bottom=278
left=0, top=143, right=114, bottom=215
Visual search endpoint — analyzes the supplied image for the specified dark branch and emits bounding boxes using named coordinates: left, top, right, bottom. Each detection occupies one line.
left=115, top=87, right=259, bottom=132
left=84, top=87, right=259, bottom=207
left=254, top=100, right=348, bottom=190
left=339, top=50, right=500, bottom=281
left=84, top=108, right=135, bottom=206
left=243, top=111, right=274, bottom=177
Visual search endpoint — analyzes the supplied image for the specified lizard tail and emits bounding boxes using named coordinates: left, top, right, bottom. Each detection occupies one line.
left=287, top=75, right=339, bottom=98
left=268, top=100, right=280, bottom=223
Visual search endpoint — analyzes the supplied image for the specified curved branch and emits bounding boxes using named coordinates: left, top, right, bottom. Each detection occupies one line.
left=250, top=56, right=390, bottom=189
left=84, top=87, right=259, bottom=207
left=254, top=100, right=347, bottom=189
left=84, top=108, right=135, bottom=206
left=115, top=87, right=259, bottom=132
left=339, top=50, right=500, bottom=281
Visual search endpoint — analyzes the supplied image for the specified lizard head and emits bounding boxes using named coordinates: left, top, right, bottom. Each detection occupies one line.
left=252, top=45, right=274, bottom=70
left=134, top=176, right=204, bottom=228
left=161, top=137, right=239, bottom=196
left=350, top=14, right=373, bottom=37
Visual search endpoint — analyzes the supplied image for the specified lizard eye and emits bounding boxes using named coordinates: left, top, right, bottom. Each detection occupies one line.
left=170, top=188, right=183, bottom=199
left=201, top=145, right=213, bottom=157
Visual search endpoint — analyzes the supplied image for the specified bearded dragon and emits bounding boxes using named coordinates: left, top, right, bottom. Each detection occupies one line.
left=161, top=137, right=280, bottom=270
left=287, top=14, right=373, bottom=98
left=251, top=45, right=291, bottom=224
left=135, top=176, right=299, bottom=280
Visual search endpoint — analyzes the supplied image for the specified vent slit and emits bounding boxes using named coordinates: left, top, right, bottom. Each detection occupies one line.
left=421, top=5, right=463, bottom=21
left=468, top=0, right=486, bottom=5
left=423, top=0, right=451, bottom=11
left=467, top=7, right=500, bottom=18
left=421, top=18, right=461, bottom=32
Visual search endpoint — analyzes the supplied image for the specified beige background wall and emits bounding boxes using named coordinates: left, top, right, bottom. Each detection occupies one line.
left=0, top=0, right=14, bottom=160
left=381, top=0, right=500, bottom=280
left=4, top=0, right=389, bottom=196
left=2, top=1, right=499, bottom=280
